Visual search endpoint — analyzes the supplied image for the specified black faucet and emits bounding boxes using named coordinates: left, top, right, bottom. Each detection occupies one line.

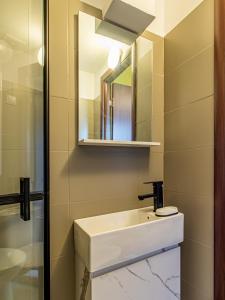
left=138, top=181, right=164, bottom=212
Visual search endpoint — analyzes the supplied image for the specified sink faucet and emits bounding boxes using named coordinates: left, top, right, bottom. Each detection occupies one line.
left=138, top=181, right=164, bottom=212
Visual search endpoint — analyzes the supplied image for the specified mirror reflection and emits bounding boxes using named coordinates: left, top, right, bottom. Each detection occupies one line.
left=78, top=12, right=153, bottom=143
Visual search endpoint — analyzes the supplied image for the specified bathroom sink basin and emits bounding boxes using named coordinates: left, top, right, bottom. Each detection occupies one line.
left=74, top=206, right=184, bottom=272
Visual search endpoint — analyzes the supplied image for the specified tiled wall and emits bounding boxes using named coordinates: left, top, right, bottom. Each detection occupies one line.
left=164, top=0, right=214, bottom=299
left=136, top=38, right=153, bottom=142
left=49, top=1, right=164, bottom=299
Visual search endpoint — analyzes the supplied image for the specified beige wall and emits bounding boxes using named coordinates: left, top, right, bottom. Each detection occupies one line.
left=49, top=1, right=164, bottom=300
left=164, top=0, right=214, bottom=299
left=136, top=37, right=153, bottom=142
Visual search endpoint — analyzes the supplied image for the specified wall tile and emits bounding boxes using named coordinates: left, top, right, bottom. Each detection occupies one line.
left=184, top=194, right=213, bottom=247
left=165, top=0, right=214, bottom=74
left=68, top=100, right=76, bottom=150
left=50, top=151, right=69, bottom=205
left=164, top=147, right=213, bottom=197
left=165, top=190, right=213, bottom=247
left=164, top=2, right=214, bottom=298
left=68, top=0, right=79, bottom=52
left=153, top=39, right=164, bottom=75
left=50, top=203, right=72, bottom=259
left=68, top=13, right=78, bottom=100
left=51, top=255, right=75, bottom=300
left=68, top=148, right=149, bottom=203
left=181, top=240, right=213, bottom=298
left=70, top=196, right=149, bottom=222
left=152, top=74, right=164, bottom=116
left=151, top=73, right=164, bottom=153
left=164, top=190, right=186, bottom=213
left=50, top=98, right=69, bottom=151
left=148, top=151, right=164, bottom=181
left=165, top=96, right=214, bottom=151
left=182, top=280, right=212, bottom=300
left=49, top=0, right=69, bottom=98
left=165, top=46, right=214, bottom=112
left=151, top=112, right=164, bottom=152
left=70, top=199, right=108, bottom=220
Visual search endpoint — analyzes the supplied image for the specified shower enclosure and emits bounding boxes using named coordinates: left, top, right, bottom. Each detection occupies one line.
left=0, top=0, right=49, bottom=299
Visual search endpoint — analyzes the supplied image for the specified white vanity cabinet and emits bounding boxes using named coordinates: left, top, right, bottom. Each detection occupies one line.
left=74, top=207, right=184, bottom=300
left=91, top=247, right=180, bottom=300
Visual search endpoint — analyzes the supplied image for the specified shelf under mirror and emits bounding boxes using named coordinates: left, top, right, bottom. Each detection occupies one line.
left=78, top=139, right=160, bottom=148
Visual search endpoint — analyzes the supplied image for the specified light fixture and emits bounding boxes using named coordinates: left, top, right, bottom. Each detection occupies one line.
left=108, top=47, right=121, bottom=69
left=37, top=46, right=44, bottom=66
left=102, top=0, right=155, bottom=35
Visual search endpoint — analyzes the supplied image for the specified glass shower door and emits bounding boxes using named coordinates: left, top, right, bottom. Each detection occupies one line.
left=0, top=0, right=46, bottom=299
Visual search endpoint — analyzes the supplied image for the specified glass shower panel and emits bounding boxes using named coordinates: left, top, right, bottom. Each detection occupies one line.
left=0, top=0, right=44, bottom=194
left=0, top=0, right=45, bottom=299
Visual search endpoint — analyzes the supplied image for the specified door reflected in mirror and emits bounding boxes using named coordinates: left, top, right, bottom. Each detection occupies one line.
left=78, top=12, right=153, bottom=143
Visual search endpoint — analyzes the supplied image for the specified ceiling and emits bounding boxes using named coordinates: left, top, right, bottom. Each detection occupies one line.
left=83, top=0, right=156, bottom=14
left=81, top=0, right=205, bottom=36
left=83, top=0, right=161, bottom=34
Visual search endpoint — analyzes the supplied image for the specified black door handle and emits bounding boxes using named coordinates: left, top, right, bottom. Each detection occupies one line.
left=20, top=177, right=30, bottom=221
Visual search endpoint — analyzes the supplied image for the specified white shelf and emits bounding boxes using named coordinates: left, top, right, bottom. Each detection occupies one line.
left=78, top=139, right=160, bottom=148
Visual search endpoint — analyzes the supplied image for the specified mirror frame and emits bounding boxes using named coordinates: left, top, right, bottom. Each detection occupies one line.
left=76, top=9, right=160, bottom=147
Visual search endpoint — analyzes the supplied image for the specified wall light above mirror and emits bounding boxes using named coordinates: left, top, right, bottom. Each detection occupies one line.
left=77, top=11, right=161, bottom=147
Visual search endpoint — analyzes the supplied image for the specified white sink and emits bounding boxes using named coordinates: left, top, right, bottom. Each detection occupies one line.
left=74, top=206, right=184, bottom=272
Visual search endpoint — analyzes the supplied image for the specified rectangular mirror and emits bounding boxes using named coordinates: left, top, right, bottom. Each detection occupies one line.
left=78, top=11, right=156, bottom=146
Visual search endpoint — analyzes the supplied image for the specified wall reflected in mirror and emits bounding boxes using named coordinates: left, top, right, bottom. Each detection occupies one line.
left=78, top=12, right=153, bottom=143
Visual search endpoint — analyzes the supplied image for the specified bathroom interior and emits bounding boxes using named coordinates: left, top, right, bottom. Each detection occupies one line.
left=0, top=0, right=224, bottom=299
